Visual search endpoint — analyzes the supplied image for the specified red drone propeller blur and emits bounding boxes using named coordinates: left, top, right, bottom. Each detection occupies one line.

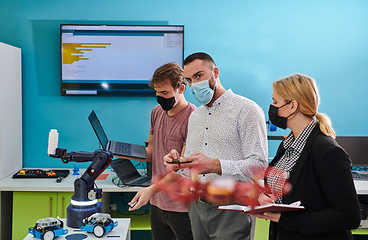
left=154, top=164, right=291, bottom=209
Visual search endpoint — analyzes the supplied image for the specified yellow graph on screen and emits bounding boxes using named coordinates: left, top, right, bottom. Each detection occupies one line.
left=63, top=43, right=111, bottom=64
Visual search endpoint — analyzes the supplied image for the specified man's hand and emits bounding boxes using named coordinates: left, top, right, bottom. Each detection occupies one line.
left=163, top=149, right=182, bottom=171
left=128, top=185, right=157, bottom=211
left=185, top=152, right=221, bottom=174
left=164, top=150, right=222, bottom=175
left=163, top=149, right=181, bottom=163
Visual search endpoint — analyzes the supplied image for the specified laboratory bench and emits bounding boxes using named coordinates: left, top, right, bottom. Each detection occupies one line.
left=0, top=168, right=149, bottom=240
left=1, top=168, right=368, bottom=240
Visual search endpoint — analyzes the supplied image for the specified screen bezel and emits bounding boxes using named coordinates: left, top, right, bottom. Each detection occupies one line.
left=60, top=24, right=184, bottom=96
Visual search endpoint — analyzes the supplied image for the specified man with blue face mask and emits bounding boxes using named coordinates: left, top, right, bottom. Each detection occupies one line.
left=190, top=70, right=216, bottom=105
left=164, top=52, right=268, bottom=240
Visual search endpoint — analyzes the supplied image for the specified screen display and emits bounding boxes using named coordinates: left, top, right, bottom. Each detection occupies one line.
left=335, top=136, right=368, bottom=167
left=60, top=24, right=184, bottom=96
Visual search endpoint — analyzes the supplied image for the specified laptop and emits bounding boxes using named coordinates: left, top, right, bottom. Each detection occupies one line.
left=335, top=136, right=368, bottom=168
left=111, top=158, right=152, bottom=187
left=88, top=110, right=146, bottom=159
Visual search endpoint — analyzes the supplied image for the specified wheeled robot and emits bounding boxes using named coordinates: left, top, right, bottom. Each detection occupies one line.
left=28, top=217, right=68, bottom=240
left=80, top=213, right=118, bottom=238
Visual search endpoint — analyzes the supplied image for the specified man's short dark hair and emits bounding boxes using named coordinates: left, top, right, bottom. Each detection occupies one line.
left=183, top=52, right=216, bottom=68
left=149, top=62, right=186, bottom=89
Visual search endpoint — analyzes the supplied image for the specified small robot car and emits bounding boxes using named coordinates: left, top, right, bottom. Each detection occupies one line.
left=28, top=217, right=68, bottom=240
left=80, top=213, right=118, bottom=238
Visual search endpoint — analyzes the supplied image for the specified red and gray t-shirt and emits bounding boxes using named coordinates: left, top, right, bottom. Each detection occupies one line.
left=149, top=102, right=196, bottom=212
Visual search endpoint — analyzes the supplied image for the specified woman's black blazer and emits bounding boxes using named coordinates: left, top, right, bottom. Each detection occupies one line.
left=268, top=124, right=361, bottom=240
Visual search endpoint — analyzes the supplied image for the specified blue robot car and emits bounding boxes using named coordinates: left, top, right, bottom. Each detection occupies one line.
left=80, top=213, right=118, bottom=238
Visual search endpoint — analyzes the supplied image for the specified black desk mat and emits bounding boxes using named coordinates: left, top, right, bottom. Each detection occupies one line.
left=12, top=169, right=70, bottom=178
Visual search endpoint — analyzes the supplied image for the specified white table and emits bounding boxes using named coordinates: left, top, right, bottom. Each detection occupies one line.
left=0, top=168, right=144, bottom=239
left=3, top=169, right=368, bottom=239
left=23, top=218, right=130, bottom=240
left=0, top=168, right=143, bottom=192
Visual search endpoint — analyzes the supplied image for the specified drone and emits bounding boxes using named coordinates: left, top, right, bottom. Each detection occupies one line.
left=154, top=165, right=291, bottom=208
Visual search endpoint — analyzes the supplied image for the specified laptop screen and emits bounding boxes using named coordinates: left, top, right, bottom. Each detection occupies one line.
left=336, top=136, right=368, bottom=167
left=111, top=158, right=141, bottom=182
left=88, top=110, right=109, bottom=150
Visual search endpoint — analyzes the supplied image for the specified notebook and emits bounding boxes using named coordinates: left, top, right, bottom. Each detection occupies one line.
left=88, top=110, right=146, bottom=159
left=218, top=201, right=304, bottom=214
left=111, top=158, right=152, bottom=187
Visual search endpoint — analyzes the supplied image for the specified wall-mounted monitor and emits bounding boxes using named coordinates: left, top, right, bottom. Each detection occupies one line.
left=60, top=24, right=184, bottom=96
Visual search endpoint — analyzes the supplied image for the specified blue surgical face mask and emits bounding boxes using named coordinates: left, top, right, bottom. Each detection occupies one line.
left=190, top=72, right=216, bottom=105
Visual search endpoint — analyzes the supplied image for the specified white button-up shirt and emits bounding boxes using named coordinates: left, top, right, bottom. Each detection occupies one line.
left=180, top=89, right=268, bottom=182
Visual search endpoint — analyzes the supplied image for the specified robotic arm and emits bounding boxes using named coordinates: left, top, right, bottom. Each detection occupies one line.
left=51, top=148, right=113, bottom=201
left=50, top=148, right=113, bottom=228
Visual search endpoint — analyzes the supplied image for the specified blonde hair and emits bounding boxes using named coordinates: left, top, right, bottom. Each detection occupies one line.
left=273, top=73, right=336, bottom=139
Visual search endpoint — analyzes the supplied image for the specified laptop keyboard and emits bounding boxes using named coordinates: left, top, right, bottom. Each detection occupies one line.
left=352, top=171, right=368, bottom=180
left=116, top=142, right=132, bottom=155
left=131, top=177, right=150, bottom=185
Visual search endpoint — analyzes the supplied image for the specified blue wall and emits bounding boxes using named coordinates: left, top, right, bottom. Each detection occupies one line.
left=0, top=0, right=367, bottom=168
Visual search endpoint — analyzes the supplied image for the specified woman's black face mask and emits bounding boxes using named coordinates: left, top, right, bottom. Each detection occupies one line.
left=268, top=102, right=292, bottom=130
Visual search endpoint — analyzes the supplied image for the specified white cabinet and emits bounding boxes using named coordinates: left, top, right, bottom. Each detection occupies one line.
left=0, top=42, right=22, bottom=240
left=0, top=42, right=22, bottom=179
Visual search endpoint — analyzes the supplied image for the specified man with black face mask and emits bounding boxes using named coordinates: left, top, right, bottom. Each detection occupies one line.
left=123, top=62, right=196, bottom=240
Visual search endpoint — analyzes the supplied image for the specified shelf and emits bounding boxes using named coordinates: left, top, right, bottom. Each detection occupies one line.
left=110, top=211, right=151, bottom=231
left=352, top=228, right=368, bottom=235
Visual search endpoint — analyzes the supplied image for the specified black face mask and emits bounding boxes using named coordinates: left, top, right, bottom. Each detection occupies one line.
left=157, top=95, right=176, bottom=111
left=268, top=102, right=291, bottom=130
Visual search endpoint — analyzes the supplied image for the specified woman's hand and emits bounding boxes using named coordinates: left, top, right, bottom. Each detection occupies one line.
left=258, top=192, right=277, bottom=205
left=250, top=212, right=281, bottom=223
left=248, top=192, right=281, bottom=222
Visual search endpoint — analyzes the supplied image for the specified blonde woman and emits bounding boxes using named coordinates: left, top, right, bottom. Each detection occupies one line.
left=253, top=74, right=360, bottom=240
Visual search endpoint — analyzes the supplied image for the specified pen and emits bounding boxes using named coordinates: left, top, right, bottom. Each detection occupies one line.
left=263, top=192, right=271, bottom=198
